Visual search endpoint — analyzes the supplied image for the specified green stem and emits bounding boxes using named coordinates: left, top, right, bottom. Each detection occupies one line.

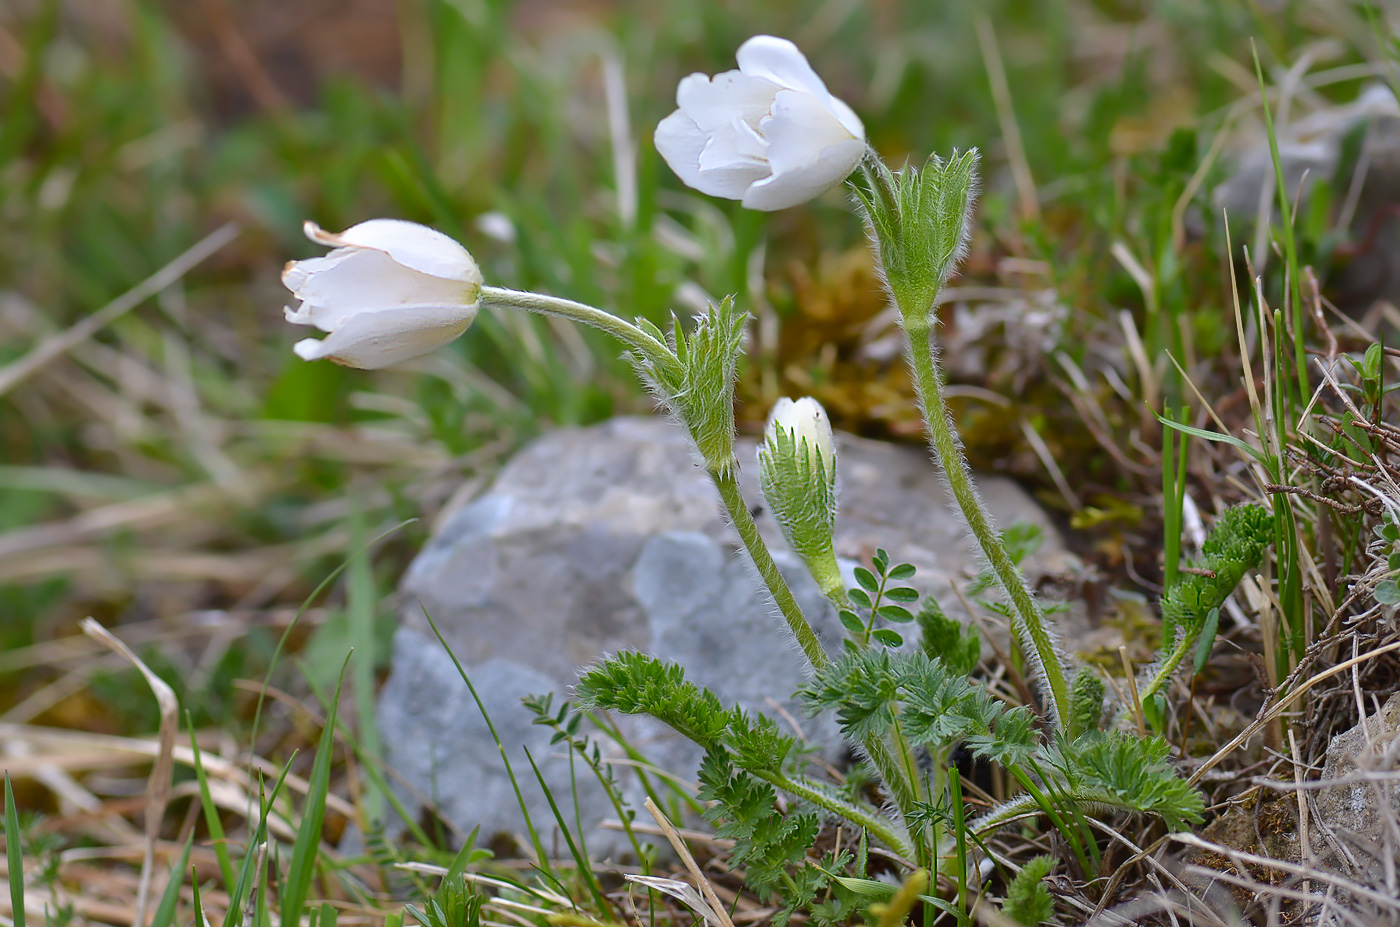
left=949, top=767, right=968, bottom=918
left=758, top=769, right=915, bottom=861
left=712, top=468, right=829, bottom=670
left=480, top=286, right=678, bottom=377
left=711, top=467, right=927, bottom=862
left=1139, top=630, right=1195, bottom=707
left=902, top=319, right=1070, bottom=724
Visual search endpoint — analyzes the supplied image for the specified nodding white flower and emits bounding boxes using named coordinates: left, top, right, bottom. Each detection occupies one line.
left=654, top=35, right=865, bottom=212
left=283, top=219, right=482, bottom=369
left=766, top=396, right=835, bottom=482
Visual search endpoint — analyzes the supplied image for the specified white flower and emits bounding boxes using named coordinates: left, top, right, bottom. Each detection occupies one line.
left=767, top=396, right=835, bottom=480
left=283, top=219, right=482, bottom=369
left=654, top=35, right=865, bottom=212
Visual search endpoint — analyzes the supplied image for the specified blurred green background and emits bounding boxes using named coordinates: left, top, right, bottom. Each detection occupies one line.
left=0, top=0, right=1386, bottom=728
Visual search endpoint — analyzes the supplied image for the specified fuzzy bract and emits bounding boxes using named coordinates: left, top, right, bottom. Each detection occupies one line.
left=758, top=396, right=841, bottom=594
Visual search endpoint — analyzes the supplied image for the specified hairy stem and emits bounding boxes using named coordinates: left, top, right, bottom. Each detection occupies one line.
left=711, top=468, right=927, bottom=861
left=480, top=286, right=678, bottom=376
left=757, top=768, right=915, bottom=862
left=902, top=319, right=1069, bottom=724
left=1139, top=629, right=1195, bottom=706
left=712, top=468, right=829, bottom=669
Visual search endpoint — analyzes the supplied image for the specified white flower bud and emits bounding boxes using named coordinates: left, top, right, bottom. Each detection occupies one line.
left=283, top=219, right=482, bottom=369
left=766, top=396, right=834, bottom=483
left=759, top=396, right=841, bottom=597
left=654, top=35, right=866, bottom=212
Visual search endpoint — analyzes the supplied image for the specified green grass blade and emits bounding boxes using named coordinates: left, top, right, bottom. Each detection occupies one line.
left=522, top=745, right=609, bottom=915
left=245, top=520, right=416, bottom=819
left=420, top=608, right=550, bottom=873
left=5, top=773, right=24, bottom=927
left=1251, top=39, right=1307, bottom=407
left=445, top=826, right=482, bottom=882
left=151, top=832, right=194, bottom=927
left=224, top=760, right=297, bottom=927
left=191, top=867, right=206, bottom=927
left=187, top=711, right=237, bottom=891
left=949, top=767, right=968, bottom=924
left=279, top=653, right=350, bottom=927
left=296, top=663, right=435, bottom=851
left=347, top=510, right=385, bottom=825
left=1162, top=412, right=1181, bottom=592
left=1157, top=414, right=1268, bottom=464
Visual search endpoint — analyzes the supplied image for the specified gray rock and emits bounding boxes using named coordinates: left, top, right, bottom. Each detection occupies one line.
left=377, top=416, right=1075, bottom=853
left=1312, top=693, right=1400, bottom=881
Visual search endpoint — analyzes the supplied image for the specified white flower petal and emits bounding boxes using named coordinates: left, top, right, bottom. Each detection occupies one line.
left=674, top=70, right=778, bottom=133
left=304, top=219, right=482, bottom=283
left=697, top=118, right=767, bottom=173
left=656, top=36, right=865, bottom=211
left=767, top=396, right=834, bottom=475
left=741, top=138, right=864, bottom=210
left=291, top=304, right=479, bottom=369
left=282, top=248, right=477, bottom=333
left=762, top=89, right=862, bottom=171
left=655, top=109, right=712, bottom=192
left=824, top=94, right=865, bottom=142
left=281, top=250, right=354, bottom=294
left=742, top=89, right=864, bottom=210
left=735, top=36, right=830, bottom=100
left=656, top=110, right=767, bottom=200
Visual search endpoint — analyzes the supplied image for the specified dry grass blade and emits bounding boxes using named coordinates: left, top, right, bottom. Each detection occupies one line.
left=643, top=798, right=735, bottom=927
left=1174, top=832, right=1400, bottom=918
left=0, top=724, right=350, bottom=826
left=78, top=619, right=179, bottom=927
left=0, top=223, right=238, bottom=398
left=624, top=874, right=722, bottom=926
left=1191, top=638, right=1400, bottom=785
left=975, top=15, right=1038, bottom=225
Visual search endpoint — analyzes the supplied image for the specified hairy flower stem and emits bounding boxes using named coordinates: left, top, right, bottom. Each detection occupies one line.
left=902, top=318, right=1069, bottom=724
left=486, top=286, right=930, bottom=860
left=1138, top=631, right=1196, bottom=706
left=712, top=468, right=830, bottom=669
left=759, top=769, right=915, bottom=862
left=480, top=286, right=679, bottom=377
left=712, top=467, right=928, bottom=863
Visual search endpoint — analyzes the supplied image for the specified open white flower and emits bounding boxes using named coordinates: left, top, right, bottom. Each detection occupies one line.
left=283, top=219, right=482, bottom=369
left=655, top=35, right=865, bottom=211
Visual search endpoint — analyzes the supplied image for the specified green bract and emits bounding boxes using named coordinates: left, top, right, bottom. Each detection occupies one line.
left=854, top=149, right=979, bottom=328
left=630, top=298, right=748, bottom=476
left=758, top=397, right=841, bottom=598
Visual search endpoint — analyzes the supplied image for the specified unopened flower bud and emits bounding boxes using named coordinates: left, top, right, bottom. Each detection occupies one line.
left=758, top=397, right=841, bottom=597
